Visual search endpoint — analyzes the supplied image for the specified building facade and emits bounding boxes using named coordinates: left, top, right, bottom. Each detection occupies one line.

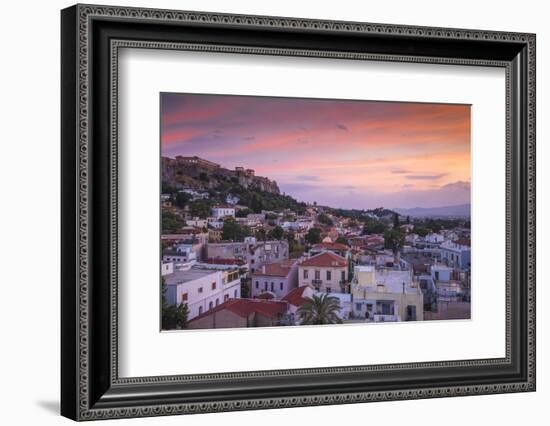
left=163, top=265, right=241, bottom=320
left=351, top=266, right=424, bottom=322
left=207, top=238, right=289, bottom=272
left=298, top=251, right=348, bottom=293
left=440, top=240, right=471, bottom=271
left=211, top=205, right=236, bottom=219
left=250, top=260, right=299, bottom=299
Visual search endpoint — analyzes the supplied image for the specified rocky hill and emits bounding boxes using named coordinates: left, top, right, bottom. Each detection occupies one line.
left=161, top=156, right=280, bottom=194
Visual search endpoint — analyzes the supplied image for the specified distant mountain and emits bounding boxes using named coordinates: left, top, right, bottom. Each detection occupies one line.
left=393, top=204, right=470, bottom=218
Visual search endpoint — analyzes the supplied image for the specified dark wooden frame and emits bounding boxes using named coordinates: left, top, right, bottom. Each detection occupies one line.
left=61, top=4, right=536, bottom=421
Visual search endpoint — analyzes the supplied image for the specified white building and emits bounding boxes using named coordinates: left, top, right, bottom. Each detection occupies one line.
left=431, top=264, right=453, bottom=282
left=207, top=238, right=289, bottom=273
left=163, top=265, right=241, bottom=320
left=186, top=217, right=207, bottom=228
left=351, top=266, right=423, bottom=322
left=211, top=205, right=235, bottom=219
left=161, top=261, right=174, bottom=276
left=425, top=233, right=445, bottom=244
left=440, top=240, right=471, bottom=271
left=225, top=194, right=240, bottom=205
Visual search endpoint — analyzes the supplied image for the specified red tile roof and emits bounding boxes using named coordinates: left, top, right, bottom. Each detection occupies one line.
left=251, top=260, right=296, bottom=277
left=456, top=238, right=471, bottom=247
left=312, top=242, right=349, bottom=251
left=206, top=258, right=246, bottom=266
left=300, top=251, right=347, bottom=268
left=282, top=286, right=310, bottom=307
left=187, top=299, right=287, bottom=323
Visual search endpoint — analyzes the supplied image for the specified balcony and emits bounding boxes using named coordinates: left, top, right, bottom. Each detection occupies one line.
left=373, top=314, right=400, bottom=322
left=311, top=279, right=323, bottom=285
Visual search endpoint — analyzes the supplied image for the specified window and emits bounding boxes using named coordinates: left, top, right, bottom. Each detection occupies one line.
left=234, top=289, right=238, bottom=298
left=314, top=270, right=320, bottom=280
left=341, top=271, right=345, bottom=281
left=198, top=287, right=203, bottom=294
left=326, top=271, right=331, bottom=281
left=280, top=282, right=284, bottom=291
left=211, top=282, right=216, bottom=290
left=326, top=287, right=331, bottom=293
left=303, top=269, right=309, bottom=279
left=216, top=298, right=219, bottom=306
left=270, top=282, right=274, bottom=292
left=209, top=301, right=213, bottom=310
left=224, top=294, right=229, bottom=302
left=255, top=281, right=259, bottom=289
left=198, top=306, right=203, bottom=315
left=406, top=305, right=417, bottom=321
left=355, top=303, right=362, bottom=311
left=264, top=281, right=268, bottom=291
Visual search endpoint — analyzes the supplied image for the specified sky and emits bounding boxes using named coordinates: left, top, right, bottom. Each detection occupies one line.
left=161, top=93, right=471, bottom=210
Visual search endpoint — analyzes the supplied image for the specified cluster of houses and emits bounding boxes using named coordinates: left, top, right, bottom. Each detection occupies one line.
left=161, top=185, right=471, bottom=330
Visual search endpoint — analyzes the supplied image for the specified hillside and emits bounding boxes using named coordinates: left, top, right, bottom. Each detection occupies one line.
left=393, top=204, right=471, bottom=218
left=161, top=156, right=306, bottom=214
left=162, top=156, right=280, bottom=194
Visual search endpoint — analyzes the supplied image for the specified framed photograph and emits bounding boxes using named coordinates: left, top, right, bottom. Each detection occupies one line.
left=61, top=4, right=536, bottom=421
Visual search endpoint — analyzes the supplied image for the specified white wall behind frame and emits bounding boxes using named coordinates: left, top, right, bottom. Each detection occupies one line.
left=1, top=1, right=547, bottom=426
left=118, top=48, right=506, bottom=378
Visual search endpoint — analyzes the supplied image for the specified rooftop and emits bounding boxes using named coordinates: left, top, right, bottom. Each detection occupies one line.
left=164, top=267, right=218, bottom=285
left=187, top=298, right=288, bottom=322
left=374, top=269, right=416, bottom=294
left=300, top=251, right=347, bottom=268
left=252, top=260, right=296, bottom=278
left=282, top=286, right=311, bottom=307
left=312, top=242, right=349, bottom=251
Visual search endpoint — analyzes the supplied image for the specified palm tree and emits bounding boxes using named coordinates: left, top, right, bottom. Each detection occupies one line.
left=297, top=293, right=343, bottom=325
left=384, top=229, right=405, bottom=265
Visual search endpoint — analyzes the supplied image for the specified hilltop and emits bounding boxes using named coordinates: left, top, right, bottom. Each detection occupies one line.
left=162, top=156, right=280, bottom=194
left=161, top=156, right=306, bottom=214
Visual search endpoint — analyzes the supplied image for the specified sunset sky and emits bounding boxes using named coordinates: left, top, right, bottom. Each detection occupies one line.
left=160, top=93, right=471, bottom=209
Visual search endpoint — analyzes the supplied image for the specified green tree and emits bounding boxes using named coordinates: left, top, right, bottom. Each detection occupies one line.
left=335, top=236, right=349, bottom=246
left=268, top=225, right=284, bottom=240
left=255, top=228, right=267, bottom=241
left=162, top=209, right=185, bottom=233
left=221, top=219, right=249, bottom=241
left=161, top=279, right=189, bottom=330
left=173, top=192, right=192, bottom=209
left=235, top=208, right=252, bottom=218
left=189, top=199, right=212, bottom=219
left=393, top=213, right=400, bottom=229
left=384, top=229, right=405, bottom=264
left=318, top=213, right=333, bottom=226
left=297, top=294, right=343, bottom=325
left=305, top=228, right=322, bottom=245
left=362, top=220, right=386, bottom=235
left=414, top=227, right=430, bottom=237
left=240, top=278, right=250, bottom=298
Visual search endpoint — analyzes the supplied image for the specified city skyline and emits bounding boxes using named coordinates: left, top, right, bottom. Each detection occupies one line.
left=161, top=93, right=471, bottom=209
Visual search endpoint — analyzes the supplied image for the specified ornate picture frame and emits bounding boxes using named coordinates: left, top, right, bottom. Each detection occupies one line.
left=61, top=4, right=535, bottom=421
